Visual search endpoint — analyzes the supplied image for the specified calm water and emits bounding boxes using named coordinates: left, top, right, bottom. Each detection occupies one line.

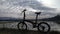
left=0, top=21, right=60, bottom=31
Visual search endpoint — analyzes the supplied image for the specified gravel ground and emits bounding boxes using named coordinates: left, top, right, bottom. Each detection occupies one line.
left=0, top=28, right=60, bottom=34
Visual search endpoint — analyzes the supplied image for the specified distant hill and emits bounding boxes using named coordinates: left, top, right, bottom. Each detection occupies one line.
left=41, top=15, right=60, bottom=21
left=49, top=15, right=60, bottom=21
left=0, top=17, right=21, bottom=21
left=0, top=15, right=60, bottom=21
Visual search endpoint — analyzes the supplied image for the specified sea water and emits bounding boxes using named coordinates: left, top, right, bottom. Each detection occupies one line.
left=0, top=21, right=60, bottom=31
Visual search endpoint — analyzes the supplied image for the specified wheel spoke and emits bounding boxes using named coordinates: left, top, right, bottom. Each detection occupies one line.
left=38, top=22, right=50, bottom=33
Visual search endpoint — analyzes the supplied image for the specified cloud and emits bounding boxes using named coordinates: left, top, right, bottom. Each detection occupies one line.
left=0, top=0, right=59, bottom=19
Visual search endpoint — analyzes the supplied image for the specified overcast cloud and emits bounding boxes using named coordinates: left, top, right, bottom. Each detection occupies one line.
left=0, top=0, right=60, bottom=19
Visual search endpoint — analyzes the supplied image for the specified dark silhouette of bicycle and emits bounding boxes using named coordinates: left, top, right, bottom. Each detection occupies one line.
left=17, top=9, right=50, bottom=33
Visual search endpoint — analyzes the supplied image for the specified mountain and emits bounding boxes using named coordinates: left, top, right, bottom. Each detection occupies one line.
left=0, top=17, right=21, bottom=21
left=49, top=15, right=60, bottom=21
left=41, top=15, right=60, bottom=21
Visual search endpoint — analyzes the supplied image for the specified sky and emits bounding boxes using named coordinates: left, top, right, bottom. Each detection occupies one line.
left=0, top=0, right=60, bottom=19
left=37, top=0, right=60, bottom=8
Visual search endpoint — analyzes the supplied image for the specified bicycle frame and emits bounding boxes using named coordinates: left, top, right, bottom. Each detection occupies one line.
left=22, top=9, right=41, bottom=28
left=18, top=9, right=50, bottom=33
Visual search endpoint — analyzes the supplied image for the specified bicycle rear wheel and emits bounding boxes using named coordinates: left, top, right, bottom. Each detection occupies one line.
left=17, top=22, right=27, bottom=30
left=38, top=22, right=50, bottom=33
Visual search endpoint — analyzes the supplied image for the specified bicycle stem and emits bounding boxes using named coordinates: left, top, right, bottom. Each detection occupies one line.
left=22, top=9, right=26, bottom=23
left=23, top=11, right=25, bottom=23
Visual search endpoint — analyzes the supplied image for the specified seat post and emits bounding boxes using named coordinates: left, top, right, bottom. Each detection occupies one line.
left=33, top=14, right=38, bottom=28
left=33, top=12, right=41, bottom=28
left=35, top=14, right=38, bottom=24
left=35, top=12, right=41, bottom=24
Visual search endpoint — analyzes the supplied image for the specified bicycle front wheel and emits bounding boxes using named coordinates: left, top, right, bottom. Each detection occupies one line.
left=17, top=22, right=27, bottom=30
left=38, top=22, right=50, bottom=33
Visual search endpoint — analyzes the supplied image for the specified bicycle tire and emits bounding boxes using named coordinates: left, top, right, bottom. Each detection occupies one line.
left=38, top=22, right=50, bottom=33
left=17, top=22, right=27, bottom=30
